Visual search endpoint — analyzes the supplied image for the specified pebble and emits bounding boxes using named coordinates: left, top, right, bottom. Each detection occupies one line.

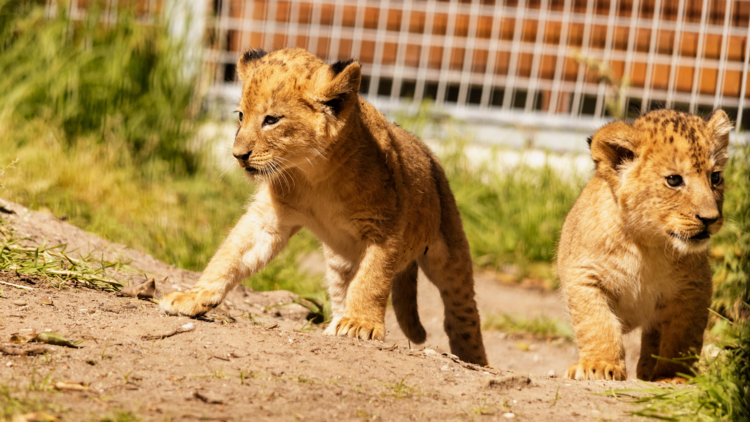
left=440, top=365, right=450, bottom=371
left=423, top=349, right=438, bottom=357
left=548, top=369, right=556, bottom=378
left=5, top=362, right=13, bottom=367
left=503, top=413, right=515, bottom=419
left=12, top=300, right=26, bottom=306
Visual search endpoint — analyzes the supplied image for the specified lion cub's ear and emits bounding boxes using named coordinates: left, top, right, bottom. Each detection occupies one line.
left=589, top=121, right=638, bottom=190
left=320, top=59, right=361, bottom=115
left=705, top=110, right=732, bottom=165
left=236, top=49, right=268, bottom=82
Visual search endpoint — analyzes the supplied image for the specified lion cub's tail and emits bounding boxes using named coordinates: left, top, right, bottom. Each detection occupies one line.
left=391, top=261, right=427, bottom=344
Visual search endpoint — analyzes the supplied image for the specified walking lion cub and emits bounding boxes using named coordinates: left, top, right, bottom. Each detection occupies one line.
left=559, top=109, right=731, bottom=381
left=159, top=48, right=488, bottom=365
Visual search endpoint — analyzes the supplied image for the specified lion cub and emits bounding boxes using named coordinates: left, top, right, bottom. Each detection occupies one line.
left=159, top=48, right=488, bottom=365
left=558, top=109, right=731, bottom=381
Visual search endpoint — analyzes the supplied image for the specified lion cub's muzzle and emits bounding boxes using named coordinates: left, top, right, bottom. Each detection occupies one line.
left=668, top=215, right=722, bottom=245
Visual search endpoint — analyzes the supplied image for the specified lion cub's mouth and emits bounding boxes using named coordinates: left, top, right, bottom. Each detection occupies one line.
left=669, top=230, right=711, bottom=242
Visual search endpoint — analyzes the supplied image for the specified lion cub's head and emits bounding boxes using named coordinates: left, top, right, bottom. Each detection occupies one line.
left=589, top=109, right=732, bottom=254
left=231, top=48, right=361, bottom=180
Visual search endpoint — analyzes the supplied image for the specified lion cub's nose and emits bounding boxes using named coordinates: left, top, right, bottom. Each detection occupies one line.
left=697, top=215, right=719, bottom=227
left=233, top=151, right=251, bottom=161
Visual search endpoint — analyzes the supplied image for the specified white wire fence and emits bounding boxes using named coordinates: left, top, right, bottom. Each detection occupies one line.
left=204, top=0, right=750, bottom=133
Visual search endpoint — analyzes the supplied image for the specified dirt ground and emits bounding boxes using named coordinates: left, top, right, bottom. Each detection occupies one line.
left=0, top=198, right=655, bottom=421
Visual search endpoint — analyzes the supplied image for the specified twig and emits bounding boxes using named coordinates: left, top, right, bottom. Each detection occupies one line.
left=0, top=345, right=49, bottom=355
left=141, top=325, right=195, bottom=341
left=0, top=280, right=33, bottom=290
left=46, top=270, right=121, bottom=285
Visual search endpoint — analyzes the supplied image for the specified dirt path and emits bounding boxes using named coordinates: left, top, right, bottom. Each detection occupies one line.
left=383, top=271, right=642, bottom=380
left=0, top=199, right=652, bottom=421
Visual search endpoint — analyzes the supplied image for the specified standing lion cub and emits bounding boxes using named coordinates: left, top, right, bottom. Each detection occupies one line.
left=159, top=48, right=488, bottom=365
left=558, top=109, right=731, bottom=381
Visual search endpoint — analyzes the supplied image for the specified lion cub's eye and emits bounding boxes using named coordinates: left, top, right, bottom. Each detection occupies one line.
left=238, top=111, right=243, bottom=123
left=263, top=115, right=283, bottom=126
left=666, top=175, right=683, bottom=187
left=710, top=171, right=722, bottom=185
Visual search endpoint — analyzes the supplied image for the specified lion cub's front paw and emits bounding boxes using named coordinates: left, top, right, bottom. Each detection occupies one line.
left=566, top=361, right=626, bottom=381
left=324, top=316, right=385, bottom=341
left=159, top=289, right=221, bottom=317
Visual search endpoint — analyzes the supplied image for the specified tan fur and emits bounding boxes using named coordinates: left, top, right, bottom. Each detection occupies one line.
left=159, top=48, right=487, bottom=365
left=558, top=109, right=731, bottom=381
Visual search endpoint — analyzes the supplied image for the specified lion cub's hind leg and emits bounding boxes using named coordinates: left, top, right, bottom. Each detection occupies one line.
left=636, top=327, right=661, bottom=381
left=647, top=286, right=710, bottom=382
left=418, top=240, right=487, bottom=366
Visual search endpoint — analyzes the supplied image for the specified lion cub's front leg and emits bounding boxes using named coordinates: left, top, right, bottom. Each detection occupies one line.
left=160, top=200, right=291, bottom=317
left=324, top=244, right=394, bottom=341
left=564, top=276, right=627, bottom=381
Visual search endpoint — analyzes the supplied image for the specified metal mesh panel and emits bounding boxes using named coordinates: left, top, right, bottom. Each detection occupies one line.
left=212, top=0, right=750, bottom=130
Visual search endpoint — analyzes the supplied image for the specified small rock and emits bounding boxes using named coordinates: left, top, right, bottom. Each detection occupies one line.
left=503, top=413, right=515, bottom=419
left=440, top=365, right=450, bottom=371
left=423, top=349, right=438, bottom=357
left=6, top=361, right=14, bottom=367
left=547, top=369, right=556, bottom=378
left=12, top=300, right=27, bottom=307
left=119, top=278, right=156, bottom=299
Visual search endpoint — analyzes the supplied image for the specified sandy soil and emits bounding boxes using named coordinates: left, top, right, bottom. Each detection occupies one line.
left=0, top=198, right=652, bottom=421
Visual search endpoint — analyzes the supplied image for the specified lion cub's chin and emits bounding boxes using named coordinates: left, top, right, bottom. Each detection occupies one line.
left=667, top=231, right=712, bottom=254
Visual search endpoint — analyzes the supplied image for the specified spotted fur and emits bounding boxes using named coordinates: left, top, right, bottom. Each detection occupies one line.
left=558, top=109, right=731, bottom=382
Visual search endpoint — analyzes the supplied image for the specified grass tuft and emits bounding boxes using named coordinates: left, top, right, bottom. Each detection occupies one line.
left=0, top=223, right=125, bottom=291
left=482, top=313, right=573, bottom=342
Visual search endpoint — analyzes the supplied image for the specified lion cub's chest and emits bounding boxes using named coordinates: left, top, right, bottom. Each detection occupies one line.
left=284, top=187, right=394, bottom=256
left=607, top=249, right=683, bottom=332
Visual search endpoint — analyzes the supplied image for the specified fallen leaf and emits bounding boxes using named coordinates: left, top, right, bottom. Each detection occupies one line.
left=515, top=342, right=531, bottom=352
left=9, top=334, right=29, bottom=344
left=30, top=332, right=82, bottom=348
left=11, top=412, right=60, bottom=422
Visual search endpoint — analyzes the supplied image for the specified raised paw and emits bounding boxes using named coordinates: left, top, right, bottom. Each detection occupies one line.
left=566, top=360, right=626, bottom=381
left=324, top=316, right=385, bottom=341
left=159, top=289, right=222, bottom=317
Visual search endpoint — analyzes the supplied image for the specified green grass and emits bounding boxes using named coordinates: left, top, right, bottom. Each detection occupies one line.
left=394, top=103, right=582, bottom=281
left=482, top=313, right=574, bottom=342
left=0, top=0, right=323, bottom=298
left=0, top=383, right=62, bottom=422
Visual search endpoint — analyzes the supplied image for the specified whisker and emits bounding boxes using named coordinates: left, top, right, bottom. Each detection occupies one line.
left=276, top=156, right=308, bottom=175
